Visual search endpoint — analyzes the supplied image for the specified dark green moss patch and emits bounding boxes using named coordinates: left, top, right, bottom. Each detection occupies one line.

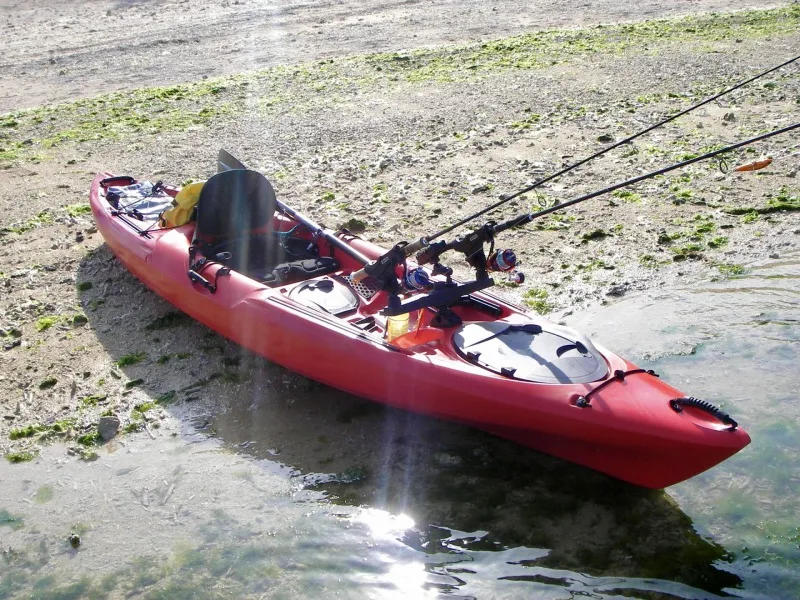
left=723, top=187, right=800, bottom=216
left=38, top=377, right=58, bottom=390
left=670, top=243, right=704, bottom=260
left=71, top=314, right=89, bottom=327
left=80, top=394, right=108, bottom=407
left=156, top=391, right=177, bottom=405
left=5, top=450, right=38, bottom=463
left=76, top=428, right=102, bottom=447
left=580, top=229, right=609, bottom=243
left=9, top=423, right=46, bottom=440
left=116, top=352, right=147, bottom=367
left=717, top=263, right=746, bottom=276
left=145, top=311, right=193, bottom=331
left=133, top=401, right=156, bottom=414
left=338, top=217, right=368, bottom=233
left=124, top=422, right=144, bottom=434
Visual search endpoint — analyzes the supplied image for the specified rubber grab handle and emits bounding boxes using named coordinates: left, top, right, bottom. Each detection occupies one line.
left=669, top=397, right=738, bottom=430
left=100, top=175, right=136, bottom=188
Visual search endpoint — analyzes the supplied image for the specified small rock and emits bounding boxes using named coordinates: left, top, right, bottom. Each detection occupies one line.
left=606, top=284, right=627, bottom=297
left=722, top=112, right=736, bottom=123
left=769, top=253, right=780, bottom=259
left=597, top=133, right=615, bottom=143
left=98, top=415, right=120, bottom=441
left=69, top=534, right=81, bottom=548
left=3, top=340, right=21, bottom=351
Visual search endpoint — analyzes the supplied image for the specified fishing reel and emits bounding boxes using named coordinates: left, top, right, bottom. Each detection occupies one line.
left=415, top=223, right=524, bottom=284
left=486, top=248, right=525, bottom=284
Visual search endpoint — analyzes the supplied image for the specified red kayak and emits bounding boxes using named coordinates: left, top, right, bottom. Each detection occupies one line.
left=88, top=155, right=750, bottom=488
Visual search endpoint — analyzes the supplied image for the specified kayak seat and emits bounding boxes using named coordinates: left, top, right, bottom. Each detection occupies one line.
left=193, top=169, right=339, bottom=285
left=195, top=169, right=277, bottom=242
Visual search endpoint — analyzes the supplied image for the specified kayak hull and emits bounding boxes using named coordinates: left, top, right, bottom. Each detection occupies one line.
left=89, top=173, right=750, bottom=488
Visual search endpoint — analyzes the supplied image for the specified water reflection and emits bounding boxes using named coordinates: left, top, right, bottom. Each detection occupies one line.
left=211, top=381, right=742, bottom=598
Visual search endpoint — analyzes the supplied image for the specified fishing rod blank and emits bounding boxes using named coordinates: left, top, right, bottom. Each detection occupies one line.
left=425, top=53, right=800, bottom=243
left=493, top=121, right=800, bottom=235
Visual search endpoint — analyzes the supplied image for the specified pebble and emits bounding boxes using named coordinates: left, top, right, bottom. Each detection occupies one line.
left=606, top=284, right=627, bottom=297
left=98, top=415, right=121, bottom=441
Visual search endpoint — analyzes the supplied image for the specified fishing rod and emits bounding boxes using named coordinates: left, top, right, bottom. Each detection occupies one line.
left=493, top=121, right=800, bottom=235
left=354, top=120, right=799, bottom=302
left=403, top=53, right=800, bottom=252
left=414, top=121, right=800, bottom=275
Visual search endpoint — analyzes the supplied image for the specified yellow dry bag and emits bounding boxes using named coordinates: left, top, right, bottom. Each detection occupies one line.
left=159, top=181, right=205, bottom=227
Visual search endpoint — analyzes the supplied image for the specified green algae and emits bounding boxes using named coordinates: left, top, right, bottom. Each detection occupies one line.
left=1, top=7, right=798, bottom=166
left=2, top=211, right=54, bottom=235
left=0, top=509, right=25, bottom=529
left=522, top=287, right=552, bottom=314
left=5, top=450, right=38, bottom=463
left=116, top=352, right=147, bottom=367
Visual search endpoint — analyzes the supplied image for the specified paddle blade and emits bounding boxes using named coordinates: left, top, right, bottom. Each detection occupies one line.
left=734, top=157, right=772, bottom=172
left=218, top=149, right=248, bottom=173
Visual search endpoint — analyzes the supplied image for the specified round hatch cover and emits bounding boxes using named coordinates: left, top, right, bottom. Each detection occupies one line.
left=453, top=321, right=608, bottom=384
left=288, top=278, right=358, bottom=315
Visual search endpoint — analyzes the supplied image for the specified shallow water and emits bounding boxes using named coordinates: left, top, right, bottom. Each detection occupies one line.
left=571, top=251, right=800, bottom=599
left=2, top=253, right=798, bottom=599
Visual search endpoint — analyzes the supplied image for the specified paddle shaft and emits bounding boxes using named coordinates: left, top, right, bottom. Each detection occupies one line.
left=276, top=199, right=371, bottom=266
